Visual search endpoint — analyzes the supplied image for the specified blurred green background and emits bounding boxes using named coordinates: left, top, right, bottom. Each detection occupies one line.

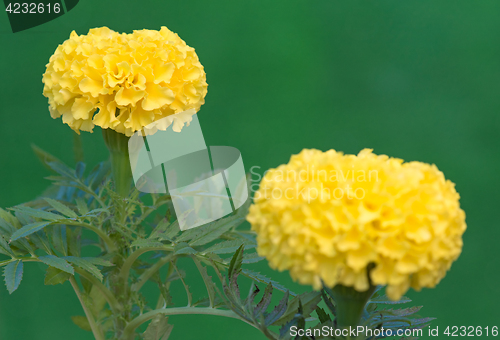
left=1, top=0, right=499, bottom=339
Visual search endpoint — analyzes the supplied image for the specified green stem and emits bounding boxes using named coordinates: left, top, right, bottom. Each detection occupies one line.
left=132, top=253, right=175, bottom=292
left=330, top=284, right=377, bottom=329
left=66, top=221, right=117, bottom=252
left=102, top=128, right=132, bottom=197
left=119, top=246, right=173, bottom=284
left=75, top=268, right=122, bottom=313
left=70, top=277, right=105, bottom=340
left=121, top=307, right=256, bottom=340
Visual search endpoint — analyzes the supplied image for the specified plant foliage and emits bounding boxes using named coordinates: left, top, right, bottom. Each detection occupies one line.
left=0, top=144, right=433, bottom=340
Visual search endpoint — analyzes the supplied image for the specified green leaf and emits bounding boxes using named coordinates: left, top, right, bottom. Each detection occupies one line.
left=67, top=227, right=82, bottom=257
left=75, top=198, right=89, bottom=215
left=51, top=225, right=68, bottom=256
left=44, top=266, right=71, bottom=285
left=241, top=269, right=296, bottom=296
left=150, top=219, right=179, bottom=241
left=273, top=291, right=322, bottom=326
left=228, top=245, right=244, bottom=280
left=203, top=240, right=254, bottom=255
left=47, top=161, right=77, bottom=179
left=4, top=260, right=23, bottom=294
left=143, top=315, right=174, bottom=340
left=71, top=315, right=92, bottom=332
left=316, top=307, right=331, bottom=323
left=321, top=289, right=336, bottom=315
left=13, top=206, right=64, bottom=221
left=0, top=235, right=14, bottom=257
left=171, top=261, right=192, bottom=306
left=64, top=257, right=103, bottom=281
left=39, top=255, right=74, bottom=275
left=241, top=252, right=264, bottom=264
left=192, top=256, right=216, bottom=308
left=31, top=144, right=64, bottom=172
left=84, top=257, right=115, bottom=267
left=0, top=215, right=16, bottom=235
left=189, top=218, right=245, bottom=246
left=44, top=198, right=78, bottom=219
left=368, top=294, right=411, bottom=304
left=264, top=290, right=289, bottom=326
left=11, top=222, right=52, bottom=241
left=254, top=283, right=273, bottom=317
left=173, top=242, right=197, bottom=255
left=88, top=284, right=107, bottom=317
left=29, top=230, right=52, bottom=255
left=131, top=238, right=165, bottom=249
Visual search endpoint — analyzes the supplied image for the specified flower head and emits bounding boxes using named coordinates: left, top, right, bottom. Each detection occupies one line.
left=247, top=149, right=466, bottom=300
left=42, top=27, right=207, bottom=136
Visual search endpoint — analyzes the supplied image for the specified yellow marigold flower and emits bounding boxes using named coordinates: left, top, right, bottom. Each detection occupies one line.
left=247, top=149, right=466, bottom=300
left=42, top=27, right=208, bottom=136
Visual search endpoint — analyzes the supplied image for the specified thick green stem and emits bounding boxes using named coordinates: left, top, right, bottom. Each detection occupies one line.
left=70, top=277, right=105, bottom=340
left=331, top=284, right=377, bottom=329
left=75, top=268, right=122, bottom=313
left=102, top=128, right=132, bottom=197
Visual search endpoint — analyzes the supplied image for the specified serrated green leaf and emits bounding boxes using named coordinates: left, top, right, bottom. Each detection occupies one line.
left=254, top=283, right=273, bottom=317
left=52, top=225, right=68, bottom=256
left=143, top=315, right=173, bottom=340
left=44, top=198, right=78, bottom=219
left=228, top=245, right=244, bottom=280
left=88, top=284, right=107, bottom=317
left=264, top=290, right=289, bottom=326
left=171, top=261, right=192, bottom=306
left=75, top=198, right=89, bottom=215
left=150, top=219, right=179, bottom=241
left=368, top=294, right=411, bottom=304
left=386, top=306, right=422, bottom=317
left=131, top=238, right=165, bottom=249
left=71, top=315, right=92, bottom=332
left=241, top=269, right=295, bottom=296
left=39, top=255, right=74, bottom=274
left=84, top=257, right=115, bottom=267
left=321, top=289, right=336, bottom=315
left=192, top=256, right=216, bottom=308
left=4, top=260, right=23, bottom=294
left=0, top=235, right=14, bottom=257
left=273, top=291, right=322, bottom=326
left=47, top=161, right=77, bottom=179
left=189, top=218, right=245, bottom=246
left=173, top=242, right=197, bottom=255
left=11, top=221, right=52, bottom=241
left=316, top=307, right=331, bottom=323
left=29, top=230, right=52, bottom=255
left=0, top=208, right=18, bottom=229
left=203, top=240, right=254, bottom=255
left=241, top=252, right=264, bottom=264
left=31, top=144, right=64, bottom=172
left=44, top=266, right=71, bottom=285
left=64, top=257, right=103, bottom=281
left=0, top=215, right=16, bottom=235
left=13, top=206, right=64, bottom=221
left=82, top=208, right=109, bottom=218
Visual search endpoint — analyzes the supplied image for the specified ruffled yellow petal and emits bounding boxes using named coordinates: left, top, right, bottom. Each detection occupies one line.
left=247, top=149, right=466, bottom=300
left=42, top=26, right=208, bottom=135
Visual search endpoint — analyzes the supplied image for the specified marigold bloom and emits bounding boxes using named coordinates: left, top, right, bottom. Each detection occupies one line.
left=42, top=27, right=207, bottom=136
left=247, top=149, right=466, bottom=300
